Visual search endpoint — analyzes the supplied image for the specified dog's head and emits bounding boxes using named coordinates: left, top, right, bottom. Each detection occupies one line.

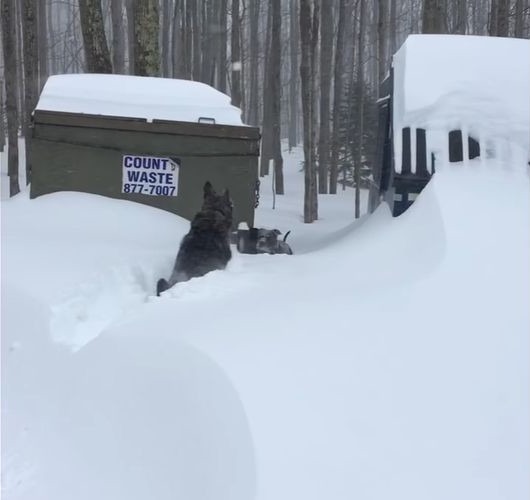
left=201, top=181, right=233, bottom=230
left=256, top=228, right=281, bottom=254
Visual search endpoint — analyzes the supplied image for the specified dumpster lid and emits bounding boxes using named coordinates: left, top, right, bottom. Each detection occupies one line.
left=35, top=74, right=245, bottom=126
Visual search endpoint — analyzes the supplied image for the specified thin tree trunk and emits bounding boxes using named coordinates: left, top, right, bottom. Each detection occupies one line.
left=355, top=0, right=365, bottom=219
left=22, top=0, right=39, bottom=184
left=111, top=0, right=126, bottom=73
left=2, top=0, right=20, bottom=196
left=318, top=0, right=332, bottom=193
left=126, top=0, right=135, bottom=72
left=514, top=0, right=524, bottom=37
left=191, top=0, right=201, bottom=80
left=389, top=0, right=397, bottom=56
left=422, top=0, right=446, bottom=33
left=37, top=0, right=48, bottom=90
left=288, top=0, right=299, bottom=149
left=270, top=0, right=283, bottom=194
left=231, top=0, right=242, bottom=107
left=79, top=0, right=113, bottom=73
left=300, top=0, right=319, bottom=222
left=133, top=0, right=160, bottom=76
left=161, top=0, right=171, bottom=77
left=495, top=0, right=509, bottom=36
left=248, top=0, right=260, bottom=124
left=218, top=0, right=228, bottom=92
left=330, top=0, right=348, bottom=194
left=377, top=0, right=388, bottom=83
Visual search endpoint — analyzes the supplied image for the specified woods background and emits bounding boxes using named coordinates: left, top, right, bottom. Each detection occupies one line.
left=1, top=0, right=529, bottom=221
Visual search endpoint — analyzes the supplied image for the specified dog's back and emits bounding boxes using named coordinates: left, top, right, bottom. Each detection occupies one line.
left=157, top=182, right=233, bottom=295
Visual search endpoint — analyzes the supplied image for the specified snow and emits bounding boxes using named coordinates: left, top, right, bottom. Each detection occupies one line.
left=393, top=35, right=530, bottom=172
left=35, top=74, right=245, bottom=126
left=2, top=35, right=530, bottom=500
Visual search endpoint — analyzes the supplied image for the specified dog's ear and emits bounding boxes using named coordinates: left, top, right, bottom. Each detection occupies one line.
left=203, top=181, right=214, bottom=198
left=223, top=189, right=230, bottom=201
left=273, top=229, right=282, bottom=235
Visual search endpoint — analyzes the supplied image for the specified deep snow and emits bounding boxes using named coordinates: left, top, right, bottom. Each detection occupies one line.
left=2, top=34, right=530, bottom=500
left=2, top=144, right=529, bottom=500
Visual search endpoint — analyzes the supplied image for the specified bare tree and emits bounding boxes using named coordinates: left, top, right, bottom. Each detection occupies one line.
left=22, top=0, right=39, bottom=184
left=288, top=0, right=299, bottom=149
left=422, top=0, right=446, bottom=33
left=300, top=0, right=319, bottom=222
left=495, top=0, right=509, bottom=36
left=161, top=0, right=171, bottom=77
left=37, top=1, right=48, bottom=90
left=2, top=0, right=20, bottom=196
left=125, top=0, right=135, bottom=72
left=355, top=0, right=366, bottom=219
left=330, top=0, right=349, bottom=194
left=218, top=0, right=228, bottom=92
left=133, top=0, right=159, bottom=76
left=79, top=0, right=113, bottom=73
left=318, top=0, right=332, bottom=193
left=110, top=0, right=125, bottom=73
left=247, top=0, right=260, bottom=125
left=231, top=0, right=242, bottom=107
left=377, top=0, right=388, bottom=83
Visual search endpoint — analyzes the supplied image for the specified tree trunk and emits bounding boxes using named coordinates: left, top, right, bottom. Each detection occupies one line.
left=133, top=0, right=160, bottom=76
left=453, top=0, right=467, bottom=33
left=318, top=0, right=332, bottom=193
left=111, top=0, right=126, bottom=73
left=161, top=0, right=171, bottom=77
left=2, top=0, right=20, bottom=196
left=330, top=0, right=348, bottom=194
left=495, top=0, right=509, bottom=36
left=422, top=0, right=446, bottom=33
left=300, top=0, right=319, bottom=223
left=288, top=0, right=299, bottom=149
left=218, top=0, right=228, bottom=92
left=377, top=0, right=388, bottom=83
left=37, top=0, right=48, bottom=90
left=389, top=0, right=397, bottom=56
left=247, top=0, right=260, bottom=124
left=231, top=0, right=242, bottom=108
left=22, top=0, right=39, bottom=184
left=79, top=0, right=113, bottom=73
left=125, top=0, right=135, bottom=73
left=355, top=0, right=365, bottom=219
left=514, top=0, right=524, bottom=37
left=191, top=0, right=201, bottom=81
left=269, top=0, right=283, bottom=194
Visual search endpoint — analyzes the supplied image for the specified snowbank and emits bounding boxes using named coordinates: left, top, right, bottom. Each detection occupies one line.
left=2, top=147, right=529, bottom=499
left=35, top=74, right=244, bottom=126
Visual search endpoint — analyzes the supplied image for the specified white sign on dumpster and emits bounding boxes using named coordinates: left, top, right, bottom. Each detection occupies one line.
left=121, top=154, right=179, bottom=197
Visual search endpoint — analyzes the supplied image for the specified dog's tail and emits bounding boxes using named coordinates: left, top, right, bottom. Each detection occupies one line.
left=156, top=278, right=170, bottom=297
left=283, top=230, right=291, bottom=242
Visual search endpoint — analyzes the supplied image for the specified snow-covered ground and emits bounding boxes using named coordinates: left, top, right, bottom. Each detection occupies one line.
left=2, top=34, right=529, bottom=500
left=2, top=142, right=529, bottom=500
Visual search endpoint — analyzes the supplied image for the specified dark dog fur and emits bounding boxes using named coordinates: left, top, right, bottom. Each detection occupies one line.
left=157, top=181, right=233, bottom=295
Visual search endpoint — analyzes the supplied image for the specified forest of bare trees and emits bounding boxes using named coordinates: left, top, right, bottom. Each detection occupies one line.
left=1, top=0, right=529, bottom=220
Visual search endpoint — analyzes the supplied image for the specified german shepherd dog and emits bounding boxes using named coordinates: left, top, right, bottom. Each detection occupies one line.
left=157, top=181, right=233, bottom=295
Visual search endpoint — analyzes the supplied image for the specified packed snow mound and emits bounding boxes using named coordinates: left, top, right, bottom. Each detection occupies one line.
left=35, top=74, right=245, bottom=126
left=393, top=35, right=530, bottom=171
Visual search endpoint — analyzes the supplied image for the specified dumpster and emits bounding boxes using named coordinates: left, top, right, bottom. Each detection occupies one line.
left=30, top=74, right=261, bottom=228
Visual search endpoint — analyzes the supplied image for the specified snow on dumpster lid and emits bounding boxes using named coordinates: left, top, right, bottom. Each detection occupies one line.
left=393, top=35, right=530, bottom=153
left=35, top=74, right=245, bottom=126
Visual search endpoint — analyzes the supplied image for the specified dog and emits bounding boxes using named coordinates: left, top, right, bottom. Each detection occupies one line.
left=256, top=229, right=293, bottom=255
left=236, top=227, right=293, bottom=255
left=157, top=181, right=233, bottom=295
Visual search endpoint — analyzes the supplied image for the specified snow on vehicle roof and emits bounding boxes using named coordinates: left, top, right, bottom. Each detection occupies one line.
left=393, top=35, right=530, bottom=171
left=35, top=74, right=245, bottom=126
